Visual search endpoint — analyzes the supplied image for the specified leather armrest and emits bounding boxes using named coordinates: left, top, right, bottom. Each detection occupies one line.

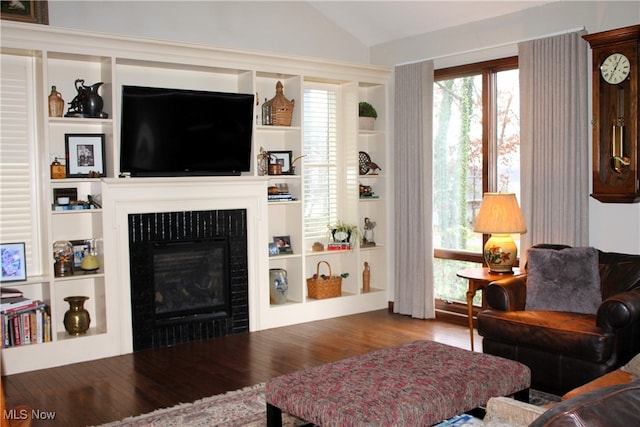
left=596, top=287, right=640, bottom=331
left=485, top=275, right=527, bottom=311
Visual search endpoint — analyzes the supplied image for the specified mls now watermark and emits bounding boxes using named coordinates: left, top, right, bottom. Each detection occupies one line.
left=4, top=408, right=56, bottom=421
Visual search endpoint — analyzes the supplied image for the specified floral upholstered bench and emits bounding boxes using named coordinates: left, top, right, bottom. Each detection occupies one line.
left=265, top=340, right=530, bottom=426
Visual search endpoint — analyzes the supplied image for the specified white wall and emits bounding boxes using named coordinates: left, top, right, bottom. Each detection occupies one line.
left=370, top=1, right=639, bottom=68
left=371, top=1, right=640, bottom=255
left=48, top=1, right=369, bottom=63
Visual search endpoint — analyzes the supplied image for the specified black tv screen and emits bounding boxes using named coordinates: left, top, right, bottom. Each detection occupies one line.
left=120, top=86, right=254, bottom=176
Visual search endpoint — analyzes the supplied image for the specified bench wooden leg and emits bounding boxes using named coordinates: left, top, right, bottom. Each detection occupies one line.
left=267, top=403, right=283, bottom=427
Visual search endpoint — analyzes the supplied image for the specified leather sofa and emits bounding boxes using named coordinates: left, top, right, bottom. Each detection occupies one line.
left=529, top=379, right=640, bottom=426
left=477, top=245, right=640, bottom=395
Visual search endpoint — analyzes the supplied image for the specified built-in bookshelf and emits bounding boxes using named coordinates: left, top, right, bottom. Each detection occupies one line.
left=0, top=21, right=391, bottom=374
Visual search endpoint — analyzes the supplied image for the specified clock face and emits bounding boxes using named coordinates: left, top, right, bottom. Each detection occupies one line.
left=600, top=53, right=631, bottom=84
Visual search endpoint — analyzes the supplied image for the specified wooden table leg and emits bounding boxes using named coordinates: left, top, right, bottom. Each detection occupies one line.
left=466, top=284, right=476, bottom=351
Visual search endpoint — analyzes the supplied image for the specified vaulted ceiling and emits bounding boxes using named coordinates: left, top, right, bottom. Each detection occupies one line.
left=307, top=1, right=552, bottom=47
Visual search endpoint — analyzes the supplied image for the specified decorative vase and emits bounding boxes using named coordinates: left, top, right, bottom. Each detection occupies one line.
left=363, top=262, right=371, bottom=293
left=269, top=268, right=289, bottom=304
left=331, top=229, right=351, bottom=243
left=82, top=82, right=105, bottom=118
left=65, top=79, right=108, bottom=118
left=63, top=296, right=91, bottom=335
left=268, top=81, right=294, bottom=126
left=359, top=116, right=375, bottom=130
left=53, top=240, right=74, bottom=277
left=261, top=97, right=272, bottom=125
left=48, top=85, right=65, bottom=117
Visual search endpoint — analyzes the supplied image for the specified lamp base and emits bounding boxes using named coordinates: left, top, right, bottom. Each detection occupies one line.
left=484, top=234, right=518, bottom=273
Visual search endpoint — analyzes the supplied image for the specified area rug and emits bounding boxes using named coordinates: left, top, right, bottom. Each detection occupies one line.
left=98, top=384, right=559, bottom=427
left=97, top=383, right=305, bottom=427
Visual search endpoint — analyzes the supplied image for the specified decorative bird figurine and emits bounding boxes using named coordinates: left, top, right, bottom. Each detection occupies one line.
left=368, top=162, right=382, bottom=174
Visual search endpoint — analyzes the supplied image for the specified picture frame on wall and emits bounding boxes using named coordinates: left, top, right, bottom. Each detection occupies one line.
left=268, top=151, right=293, bottom=174
left=1, top=242, right=27, bottom=282
left=65, top=133, right=106, bottom=178
left=0, top=1, right=48, bottom=25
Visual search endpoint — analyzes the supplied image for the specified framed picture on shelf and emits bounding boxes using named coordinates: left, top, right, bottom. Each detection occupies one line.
left=65, top=133, right=106, bottom=178
left=70, top=240, right=91, bottom=270
left=268, top=242, right=280, bottom=257
left=273, top=235, right=293, bottom=254
left=0, top=242, right=27, bottom=282
left=1, top=1, right=48, bottom=25
left=53, top=188, right=78, bottom=203
left=268, top=151, right=293, bottom=174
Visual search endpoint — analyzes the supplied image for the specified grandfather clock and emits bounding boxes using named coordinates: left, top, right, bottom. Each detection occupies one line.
left=583, top=25, right=640, bottom=203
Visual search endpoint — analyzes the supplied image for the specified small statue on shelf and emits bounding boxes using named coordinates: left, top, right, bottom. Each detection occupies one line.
left=65, top=79, right=108, bottom=118
left=362, top=217, right=376, bottom=247
left=367, top=161, right=382, bottom=175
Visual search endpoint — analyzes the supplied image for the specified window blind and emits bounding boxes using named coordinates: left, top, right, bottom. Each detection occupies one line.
left=1, top=55, right=39, bottom=276
left=303, top=87, right=338, bottom=239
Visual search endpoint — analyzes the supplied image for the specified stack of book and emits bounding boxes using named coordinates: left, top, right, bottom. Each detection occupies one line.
left=327, top=242, right=351, bottom=251
left=1, top=289, right=52, bottom=348
left=267, top=193, right=295, bottom=201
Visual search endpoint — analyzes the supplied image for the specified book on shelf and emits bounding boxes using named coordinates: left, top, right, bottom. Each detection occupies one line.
left=52, top=203, right=94, bottom=211
left=0, top=296, right=34, bottom=312
left=327, top=242, right=351, bottom=251
left=1, top=287, right=23, bottom=298
left=268, top=193, right=296, bottom=201
left=1, top=302, right=51, bottom=348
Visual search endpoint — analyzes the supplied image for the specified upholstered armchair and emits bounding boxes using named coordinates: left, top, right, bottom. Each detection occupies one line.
left=477, top=244, right=640, bottom=395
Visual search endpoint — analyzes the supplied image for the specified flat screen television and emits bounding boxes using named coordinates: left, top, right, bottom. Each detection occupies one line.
left=120, top=85, right=254, bottom=177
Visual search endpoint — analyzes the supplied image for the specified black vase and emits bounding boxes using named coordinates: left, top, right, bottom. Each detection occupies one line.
left=82, top=82, right=104, bottom=118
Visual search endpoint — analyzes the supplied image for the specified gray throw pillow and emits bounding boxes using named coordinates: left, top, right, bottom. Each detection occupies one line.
left=621, top=353, right=640, bottom=378
left=525, top=247, right=601, bottom=314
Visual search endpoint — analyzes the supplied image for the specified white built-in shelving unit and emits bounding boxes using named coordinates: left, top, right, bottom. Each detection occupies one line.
left=0, top=21, right=391, bottom=374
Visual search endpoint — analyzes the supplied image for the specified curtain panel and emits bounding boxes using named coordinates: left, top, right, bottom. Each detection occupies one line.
left=519, top=30, right=589, bottom=263
left=393, top=61, right=435, bottom=318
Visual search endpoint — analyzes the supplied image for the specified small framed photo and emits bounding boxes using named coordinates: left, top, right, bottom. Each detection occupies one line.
left=65, top=134, right=106, bottom=178
left=70, top=240, right=91, bottom=270
left=268, top=151, right=293, bottom=174
left=268, top=242, right=280, bottom=257
left=273, top=235, right=293, bottom=254
left=1, top=242, right=27, bottom=282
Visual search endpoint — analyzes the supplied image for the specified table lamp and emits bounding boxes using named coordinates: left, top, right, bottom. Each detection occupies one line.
left=474, top=193, right=527, bottom=273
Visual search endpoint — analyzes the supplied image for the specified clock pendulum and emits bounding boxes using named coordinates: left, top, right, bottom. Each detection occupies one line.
left=611, top=87, right=630, bottom=174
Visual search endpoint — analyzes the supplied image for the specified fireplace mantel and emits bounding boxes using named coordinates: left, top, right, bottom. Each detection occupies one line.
left=102, top=177, right=269, bottom=353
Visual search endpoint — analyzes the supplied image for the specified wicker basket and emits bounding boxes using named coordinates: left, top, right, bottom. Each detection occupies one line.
left=269, top=81, right=294, bottom=126
left=307, top=261, right=342, bottom=299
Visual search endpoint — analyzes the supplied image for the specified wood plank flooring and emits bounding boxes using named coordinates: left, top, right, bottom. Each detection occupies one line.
left=2, top=309, right=480, bottom=426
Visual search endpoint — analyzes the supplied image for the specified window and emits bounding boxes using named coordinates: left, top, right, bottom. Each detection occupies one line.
left=303, top=85, right=339, bottom=241
left=0, top=54, right=42, bottom=276
left=432, top=57, right=520, bottom=308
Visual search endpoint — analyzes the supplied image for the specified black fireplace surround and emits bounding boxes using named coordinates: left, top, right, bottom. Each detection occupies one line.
left=128, top=209, right=249, bottom=351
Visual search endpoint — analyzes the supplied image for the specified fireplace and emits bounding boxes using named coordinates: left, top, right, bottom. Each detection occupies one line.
left=129, top=209, right=249, bottom=351
left=153, top=238, right=230, bottom=321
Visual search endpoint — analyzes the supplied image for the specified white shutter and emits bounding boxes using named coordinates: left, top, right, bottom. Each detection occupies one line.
left=1, top=54, right=39, bottom=276
left=303, top=86, right=338, bottom=239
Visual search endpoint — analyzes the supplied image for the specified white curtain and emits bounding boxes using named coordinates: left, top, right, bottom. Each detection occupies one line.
left=393, top=61, right=435, bottom=318
left=519, top=30, right=589, bottom=263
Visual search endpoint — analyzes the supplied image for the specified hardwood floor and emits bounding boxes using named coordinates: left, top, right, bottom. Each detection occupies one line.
left=2, top=309, right=480, bottom=426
